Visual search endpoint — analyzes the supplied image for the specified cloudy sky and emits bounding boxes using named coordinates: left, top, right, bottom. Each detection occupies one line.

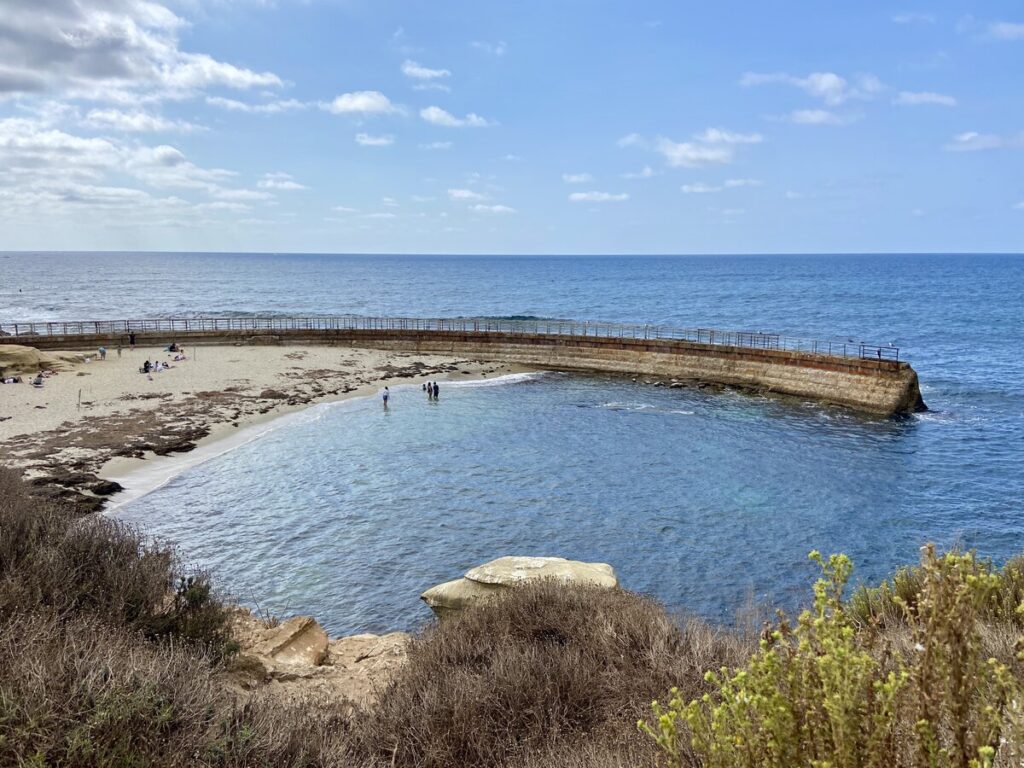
left=0, top=1, right=1022, bottom=254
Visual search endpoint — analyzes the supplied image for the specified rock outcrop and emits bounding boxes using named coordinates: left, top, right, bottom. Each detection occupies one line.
left=227, top=608, right=410, bottom=708
left=0, top=345, right=85, bottom=376
left=421, top=555, right=619, bottom=618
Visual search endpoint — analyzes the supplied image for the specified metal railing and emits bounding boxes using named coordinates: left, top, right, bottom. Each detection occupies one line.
left=0, top=316, right=901, bottom=362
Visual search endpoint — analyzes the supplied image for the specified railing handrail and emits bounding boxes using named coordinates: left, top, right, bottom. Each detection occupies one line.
left=0, top=315, right=901, bottom=363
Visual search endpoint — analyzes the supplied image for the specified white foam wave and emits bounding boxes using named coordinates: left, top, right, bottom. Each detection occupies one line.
left=443, top=371, right=548, bottom=389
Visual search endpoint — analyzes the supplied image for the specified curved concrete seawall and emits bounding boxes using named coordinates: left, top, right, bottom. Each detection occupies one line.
left=14, top=326, right=925, bottom=416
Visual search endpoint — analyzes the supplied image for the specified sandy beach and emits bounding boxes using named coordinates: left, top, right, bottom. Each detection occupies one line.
left=0, top=343, right=529, bottom=512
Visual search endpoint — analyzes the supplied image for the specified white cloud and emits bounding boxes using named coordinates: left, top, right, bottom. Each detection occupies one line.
left=621, top=165, right=659, bottom=179
left=942, top=131, right=1022, bottom=151
left=0, top=0, right=282, bottom=101
left=321, top=91, right=400, bottom=115
left=786, top=109, right=845, bottom=125
left=988, top=22, right=1024, bottom=40
left=331, top=205, right=357, bottom=213
left=892, top=12, right=936, bottom=24
left=355, top=132, right=395, bottom=147
left=197, top=201, right=252, bottom=214
left=206, top=97, right=308, bottom=114
left=401, top=60, right=451, bottom=80
left=471, top=41, right=507, bottom=56
left=448, top=188, right=485, bottom=201
left=419, top=141, right=453, bottom=150
left=211, top=188, right=270, bottom=201
left=622, top=128, right=758, bottom=168
left=471, top=204, right=516, bottom=214
left=83, top=108, right=201, bottom=133
left=1014, top=201, right=1024, bottom=210
left=681, top=180, right=761, bottom=194
left=681, top=183, right=721, bottom=194
left=257, top=172, right=306, bottom=190
left=785, top=190, right=803, bottom=199
left=740, top=71, right=882, bottom=105
left=362, top=212, right=397, bottom=219
left=894, top=91, right=957, bottom=107
left=724, top=178, right=763, bottom=188
left=695, top=128, right=763, bottom=145
left=568, top=191, right=629, bottom=202
left=655, top=137, right=732, bottom=167
left=420, top=106, right=492, bottom=127
left=562, top=173, right=594, bottom=183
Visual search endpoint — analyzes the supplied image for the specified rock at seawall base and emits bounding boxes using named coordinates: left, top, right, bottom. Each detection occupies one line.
left=421, top=556, right=619, bottom=618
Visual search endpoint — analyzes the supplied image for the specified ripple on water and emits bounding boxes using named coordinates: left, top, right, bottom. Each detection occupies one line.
left=112, top=371, right=1024, bottom=636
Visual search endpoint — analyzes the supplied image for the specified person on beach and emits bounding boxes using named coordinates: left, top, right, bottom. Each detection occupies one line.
left=142, top=360, right=151, bottom=373
left=433, top=381, right=440, bottom=399
left=382, top=386, right=390, bottom=408
left=128, top=332, right=136, bottom=350
left=31, top=373, right=44, bottom=387
left=98, top=346, right=106, bottom=361
left=116, top=344, right=122, bottom=358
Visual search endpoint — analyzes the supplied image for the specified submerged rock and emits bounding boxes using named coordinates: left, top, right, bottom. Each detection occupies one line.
left=421, top=556, right=619, bottom=618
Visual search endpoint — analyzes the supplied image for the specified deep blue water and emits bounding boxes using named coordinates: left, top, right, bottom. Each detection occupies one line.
left=3, top=252, right=1022, bottom=634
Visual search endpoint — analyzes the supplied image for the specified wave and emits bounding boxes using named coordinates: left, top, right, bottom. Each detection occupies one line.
left=596, top=401, right=695, bottom=416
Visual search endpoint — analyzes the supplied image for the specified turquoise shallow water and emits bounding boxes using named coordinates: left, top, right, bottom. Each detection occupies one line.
left=112, top=370, right=1021, bottom=636
left=3, top=252, right=1022, bottom=634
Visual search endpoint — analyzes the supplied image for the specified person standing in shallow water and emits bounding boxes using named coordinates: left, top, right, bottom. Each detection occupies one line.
left=433, top=381, right=440, bottom=400
left=382, top=386, right=390, bottom=409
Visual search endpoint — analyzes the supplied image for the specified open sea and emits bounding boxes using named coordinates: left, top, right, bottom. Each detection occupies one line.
left=3, top=252, right=1023, bottom=635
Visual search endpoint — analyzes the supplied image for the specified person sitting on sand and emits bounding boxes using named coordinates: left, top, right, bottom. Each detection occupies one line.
left=142, top=360, right=151, bottom=373
left=168, top=342, right=178, bottom=352
left=31, top=373, right=44, bottom=387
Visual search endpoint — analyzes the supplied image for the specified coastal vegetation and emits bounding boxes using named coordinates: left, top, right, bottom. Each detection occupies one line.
left=1, top=466, right=1022, bottom=766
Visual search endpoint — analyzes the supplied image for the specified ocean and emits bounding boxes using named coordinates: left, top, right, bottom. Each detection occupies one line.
left=3, top=251, right=1023, bottom=634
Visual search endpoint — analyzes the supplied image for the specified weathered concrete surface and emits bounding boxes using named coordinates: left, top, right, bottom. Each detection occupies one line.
left=18, top=328, right=926, bottom=415
left=422, top=556, right=620, bottom=618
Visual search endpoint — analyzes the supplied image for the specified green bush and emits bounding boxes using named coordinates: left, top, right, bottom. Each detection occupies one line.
left=641, top=546, right=1024, bottom=768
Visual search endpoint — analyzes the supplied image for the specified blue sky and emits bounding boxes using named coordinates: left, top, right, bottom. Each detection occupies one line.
left=0, top=1, right=1022, bottom=254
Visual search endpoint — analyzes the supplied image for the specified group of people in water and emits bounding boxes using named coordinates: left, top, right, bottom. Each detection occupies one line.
left=381, top=381, right=441, bottom=409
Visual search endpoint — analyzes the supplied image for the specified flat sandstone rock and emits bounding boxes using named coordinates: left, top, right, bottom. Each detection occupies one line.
left=421, top=556, right=619, bottom=618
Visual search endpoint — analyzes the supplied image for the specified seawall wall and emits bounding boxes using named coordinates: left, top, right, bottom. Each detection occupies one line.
left=14, top=327, right=925, bottom=416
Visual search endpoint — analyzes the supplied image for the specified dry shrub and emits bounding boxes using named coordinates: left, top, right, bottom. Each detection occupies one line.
left=0, top=611, right=221, bottom=767
left=353, top=580, right=751, bottom=768
left=0, top=467, right=230, bottom=652
left=205, top=697, right=356, bottom=768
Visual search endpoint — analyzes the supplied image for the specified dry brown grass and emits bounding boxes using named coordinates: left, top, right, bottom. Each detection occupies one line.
left=351, top=580, right=752, bottom=768
left=0, top=466, right=231, bottom=651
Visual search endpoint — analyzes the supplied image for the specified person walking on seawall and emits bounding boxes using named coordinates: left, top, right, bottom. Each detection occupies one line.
left=382, top=386, right=390, bottom=409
